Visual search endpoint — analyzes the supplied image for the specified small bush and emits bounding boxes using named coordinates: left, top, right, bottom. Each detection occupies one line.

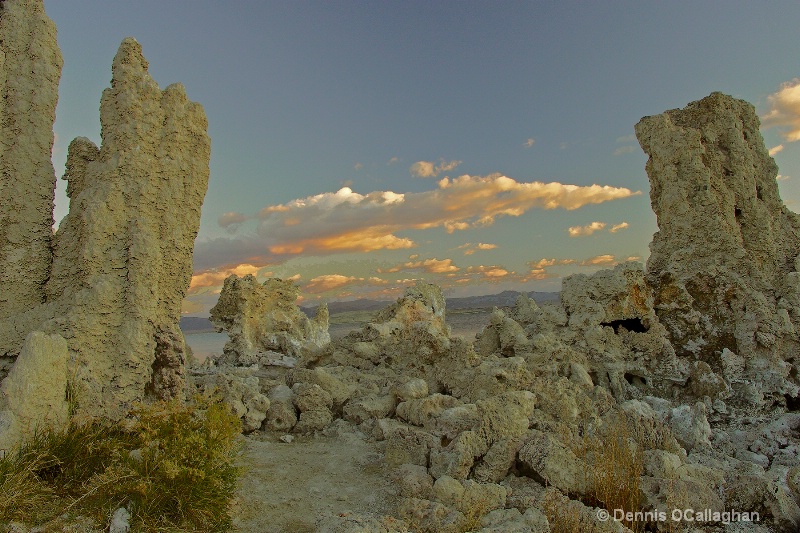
left=0, top=395, right=242, bottom=532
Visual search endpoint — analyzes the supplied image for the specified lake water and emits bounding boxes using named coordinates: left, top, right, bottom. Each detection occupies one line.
left=185, top=331, right=227, bottom=362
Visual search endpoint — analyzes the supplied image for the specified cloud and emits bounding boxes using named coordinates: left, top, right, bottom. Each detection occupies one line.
left=354, top=162, right=364, bottom=170
left=613, top=135, right=638, bottom=156
left=568, top=221, right=606, bottom=237
left=409, top=159, right=462, bottom=178
left=609, top=222, right=629, bottom=233
left=218, top=211, right=247, bottom=230
left=777, top=174, right=791, bottom=181
left=466, top=265, right=509, bottom=278
left=524, top=138, right=535, bottom=148
left=388, top=157, right=400, bottom=165
left=198, top=175, right=638, bottom=281
left=613, top=146, right=636, bottom=156
left=189, top=263, right=265, bottom=291
left=303, top=274, right=362, bottom=294
left=580, top=254, right=617, bottom=266
left=769, top=144, right=785, bottom=156
left=459, top=242, right=498, bottom=255
left=762, top=79, right=800, bottom=142
left=528, top=258, right=577, bottom=269
left=409, top=161, right=436, bottom=177
left=378, top=257, right=460, bottom=274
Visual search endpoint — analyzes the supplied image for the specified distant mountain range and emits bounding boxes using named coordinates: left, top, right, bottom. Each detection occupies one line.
left=179, top=290, right=560, bottom=333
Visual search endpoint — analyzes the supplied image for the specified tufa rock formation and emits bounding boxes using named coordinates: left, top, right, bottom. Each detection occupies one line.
left=0, top=29, right=210, bottom=425
left=636, top=92, right=800, bottom=402
left=210, top=275, right=330, bottom=365
left=43, top=38, right=210, bottom=415
left=0, top=331, right=68, bottom=453
left=0, top=0, right=62, bottom=321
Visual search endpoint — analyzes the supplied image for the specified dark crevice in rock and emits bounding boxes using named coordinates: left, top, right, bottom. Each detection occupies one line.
left=601, top=318, right=648, bottom=334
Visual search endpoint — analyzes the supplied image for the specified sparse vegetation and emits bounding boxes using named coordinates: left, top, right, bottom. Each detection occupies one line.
left=541, top=488, right=583, bottom=533
left=546, top=410, right=676, bottom=533
left=0, top=395, right=242, bottom=532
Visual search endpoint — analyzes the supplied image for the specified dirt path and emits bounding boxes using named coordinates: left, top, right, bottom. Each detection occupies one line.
left=233, top=422, right=400, bottom=532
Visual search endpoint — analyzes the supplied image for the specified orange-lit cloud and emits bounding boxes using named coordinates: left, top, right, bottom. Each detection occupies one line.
left=528, top=258, right=577, bottom=269
left=466, top=265, right=509, bottom=278
left=524, top=138, right=535, bottom=147
left=410, top=159, right=462, bottom=178
left=193, top=175, right=639, bottom=299
left=568, top=221, right=606, bottom=237
left=580, top=254, right=617, bottom=266
left=609, top=222, right=629, bottom=233
left=762, top=79, right=800, bottom=142
left=769, top=144, right=784, bottom=156
left=222, top=175, right=639, bottom=259
left=379, top=257, right=460, bottom=274
left=189, top=263, right=266, bottom=291
left=303, top=274, right=362, bottom=293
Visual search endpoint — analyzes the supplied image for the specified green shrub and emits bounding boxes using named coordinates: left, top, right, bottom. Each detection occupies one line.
left=0, top=395, right=242, bottom=532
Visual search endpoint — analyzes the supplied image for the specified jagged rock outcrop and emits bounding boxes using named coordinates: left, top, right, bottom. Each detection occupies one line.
left=0, top=0, right=62, bottom=324
left=42, top=38, right=210, bottom=417
left=0, top=36, right=210, bottom=422
left=210, top=275, right=330, bottom=365
left=636, top=92, right=800, bottom=403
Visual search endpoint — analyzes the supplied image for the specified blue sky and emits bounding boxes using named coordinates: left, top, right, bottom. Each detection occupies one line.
left=43, top=1, right=800, bottom=315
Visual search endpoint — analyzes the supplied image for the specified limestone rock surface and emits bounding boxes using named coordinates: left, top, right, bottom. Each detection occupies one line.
left=0, top=0, right=62, bottom=323
left=0, top=37, right=210, bottom=421
left=0, top=331, right=68, bottom=452
left=635, top=92, right=800, bottom=400
left=210, top=275, right=330, bottom=365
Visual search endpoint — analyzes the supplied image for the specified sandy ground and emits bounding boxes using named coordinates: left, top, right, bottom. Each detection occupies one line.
left=233, top=422, right=400, bottom=532
left=230, top=308, right=494, bottom=531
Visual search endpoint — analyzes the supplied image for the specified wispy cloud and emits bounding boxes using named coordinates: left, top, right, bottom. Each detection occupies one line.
left=354, top=162, right=364, bottom=170
left=769, top=144, right=784, bottom=156
left=458, top=242, right=498, bottom=255
left=303, top=274, right=361, bottom=293
left=613, top=146, right=636, bottom=156
left=568, top=221, right=629, bottom=237
left=189, top=263, right=268, bottom=291
left=777, top=174, right=791, bottom=181
left=409, top=159, right=462, bottom=178
left=466, top=265, right=509, bottom=278
left=218, top=211, right=247, bottom=232
left=524, top=138, right=535, bottom=148
left=568, top=221, right=606, bottom=237
left=609, top=222, right=629, bottom=233
left=580, top=254, right=617, bottom=266
left=762, top=78, right=800, bottom=142
left=378, top=257, right=460, bottom=274
left=528, top=258, right=577, bottom=269
left=388, top=157, right=400, bottom=165
left=208, top=175, right=638, bottom=267
left=613, top=134, right=638, bottom=156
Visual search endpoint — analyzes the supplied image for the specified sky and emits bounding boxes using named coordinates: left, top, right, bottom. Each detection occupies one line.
left=43, top=1, right=800, bottom=316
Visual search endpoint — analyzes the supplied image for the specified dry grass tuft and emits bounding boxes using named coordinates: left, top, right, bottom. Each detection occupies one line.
left=0, top=394, right=242, bottom=532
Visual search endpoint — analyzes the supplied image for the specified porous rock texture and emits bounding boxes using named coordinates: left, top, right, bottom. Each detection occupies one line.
left=0, top=0, right=62, bottom=322
left=47, top=38, right=210, bottom=417
left=636, top=92, right=800, bottom=402
left=210, top=274, right=330, bottom=365
left=0, top=331, right=68, bottom=453
left=0, top=34, right=210, bottom=424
